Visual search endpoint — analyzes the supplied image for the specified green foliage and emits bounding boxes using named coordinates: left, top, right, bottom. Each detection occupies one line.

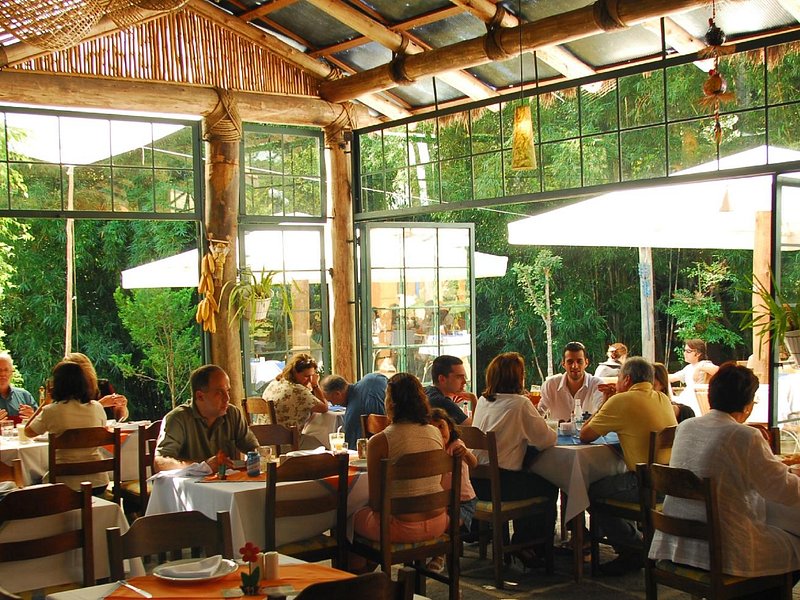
left=111, top=287, right=201, bottom=410
left=738, top=272, right=800, bottom=349
left=665, top=260, right=743, bottom=351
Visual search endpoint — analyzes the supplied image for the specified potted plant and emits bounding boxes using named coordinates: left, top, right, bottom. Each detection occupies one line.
left=739, top=273, right=800, bottom=364
left=224, top=267, right=284, bottom=326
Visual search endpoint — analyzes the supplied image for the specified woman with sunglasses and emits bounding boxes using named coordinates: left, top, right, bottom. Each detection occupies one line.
left=669, top=339, right=718, bottom=416
left=262, top=353, right=328, bottom=430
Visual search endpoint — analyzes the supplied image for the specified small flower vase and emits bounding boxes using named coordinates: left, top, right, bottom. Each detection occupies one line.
left=240, top=565, right=260, bottom=595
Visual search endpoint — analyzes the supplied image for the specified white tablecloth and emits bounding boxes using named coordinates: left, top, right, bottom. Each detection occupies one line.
left=0, top=494, right=140, bottom=594
left=145, top=469, right=369, bottom=551
left=529, top=436, right=627, bottom=522
left=302, top=408, right=346, bottom=449
left=0, top=438, right=48, bottom=485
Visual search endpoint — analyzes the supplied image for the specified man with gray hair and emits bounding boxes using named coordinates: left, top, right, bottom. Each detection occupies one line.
left=579, top=356, right=677, bottom=575
left=0, top=352, right=37, bottom=420
left=319, top=371, right=388, bottom=448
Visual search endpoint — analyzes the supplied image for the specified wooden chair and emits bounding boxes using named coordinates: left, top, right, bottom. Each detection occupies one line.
left=361, top=413, right=389, bottom=438
left=0, top=458, right=23, bottom=488
left=0, top=482, right=94, bottom=589
left=456, top=426, right=555, bottom=588
left=349, top=449, right=461, bottom=600
left=49, top=426, right=122, bottom=504
left=294, top=566, right=415, bottom=600
left=747, top=422, right=781, bottom=454
left=637, top=463, right=794, bottom=599
left=244, top=397, right=276, bottom=424
left=119, top=420, right=162, bottom=516
left=250, top=423, right=300, bottom=456
left=588, top=424, right=677, bottom=576
left=264, top=453, right=349, bottom=568
left=0, top=586, right=21, bottom=600
left=106, top=510, right=233, bottom=580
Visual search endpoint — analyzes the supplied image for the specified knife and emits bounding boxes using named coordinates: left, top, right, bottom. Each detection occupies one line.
left=117, top=580, right=153, bottom=598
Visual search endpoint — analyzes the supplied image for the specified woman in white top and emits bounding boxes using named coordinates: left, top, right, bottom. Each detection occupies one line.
left=26, top=361, right=109, bottom=494
left=472, top=352, right=558, bottom=563
left=668, top=339, right=718, bottom=415
left=650, top=363, right=800, bottom=591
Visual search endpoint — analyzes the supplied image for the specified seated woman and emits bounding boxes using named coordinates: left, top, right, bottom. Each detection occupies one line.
left=64, top=352, right=129, bottom=422
left=650, top=363, right=800, bottom=591
left=471, top=352, right=558, bottom=566
left=24, top=361, right=110, bottom=495
left=262, top=353, right=328, bottom=432
left=353, top=372, right=446, bottom=544
left=668, top=339, right=718, bottom=416
left=653, top=362, right=695, bottom=423
left=594, top=342, right=628, bottom=378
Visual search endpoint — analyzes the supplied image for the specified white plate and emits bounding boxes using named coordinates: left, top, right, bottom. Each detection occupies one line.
left=152, top=558, right=238, bottom=583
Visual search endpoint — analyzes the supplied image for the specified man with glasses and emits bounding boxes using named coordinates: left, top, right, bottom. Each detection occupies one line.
left=539, top=341, right=604, bottom=421
left=0, top=352, right=37, bottom=420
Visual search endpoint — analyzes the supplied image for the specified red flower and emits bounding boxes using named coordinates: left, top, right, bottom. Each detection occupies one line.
left=239, top=542, right=260, bottom=564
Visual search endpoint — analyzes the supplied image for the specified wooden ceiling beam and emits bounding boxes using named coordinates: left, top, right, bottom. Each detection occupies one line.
left=306, top=0, right=497, bottom=101
left=188, top=0, right=410, bottom=119
left=391, top=6, right=464, bottom=31
left=450, top=0, right=596, bottom=81
left=0, top=70, right=379, bottom=127
left=309, top=36, right=369, bottom=58
left=319, top=0, right=713, bottom=103
left=640, top=16, right=706, bottom=54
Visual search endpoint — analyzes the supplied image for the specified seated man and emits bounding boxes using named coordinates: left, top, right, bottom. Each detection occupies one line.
left=539, top=341, right=603, bottom=421
left=580, top=357, right=677, bottom=575
left=0, top=352, right=37, bottom=420
left=319, top=372, right=388, bottom=448
left=424, top=355, right=476, bottom=426
left=154, top=364, right=258, bottom=472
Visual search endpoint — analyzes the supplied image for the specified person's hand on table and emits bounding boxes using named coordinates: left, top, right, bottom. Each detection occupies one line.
left=204, top=452, right=234, bottom=472
left=17, top=404, right=34, bottom=419
left=0, top=409, right=8, bottom=421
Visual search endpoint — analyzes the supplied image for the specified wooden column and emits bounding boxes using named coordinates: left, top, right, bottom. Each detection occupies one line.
left=752, top=210, right=772, bottom=383
left=203, top=90, right=244, bottom=405
left=325, top=125, right=356, bottom=381
left=638, top=247, right=656, bottom=361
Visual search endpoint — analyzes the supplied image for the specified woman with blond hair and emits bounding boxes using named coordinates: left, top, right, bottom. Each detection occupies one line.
left=262, top=352, right=328, bottom=430
left=472, top=352, right=558, bottom=565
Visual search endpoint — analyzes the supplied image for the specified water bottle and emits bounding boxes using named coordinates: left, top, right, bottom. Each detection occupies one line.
left=573, top=398, right=583, bottom=434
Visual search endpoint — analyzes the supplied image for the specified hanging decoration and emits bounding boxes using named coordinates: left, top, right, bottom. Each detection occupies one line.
left=698, top=0, right=736, bottom=147
left=511, top=1, right=537, bottom=171
left=196, top=237, right=229, bottom=334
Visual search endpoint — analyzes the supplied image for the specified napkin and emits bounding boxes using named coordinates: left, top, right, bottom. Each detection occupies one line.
left=157, top=555, right=222, bottom=578
left=284, top=446, right=327, bottom=458
left=149, top=462, right=213, bottom=480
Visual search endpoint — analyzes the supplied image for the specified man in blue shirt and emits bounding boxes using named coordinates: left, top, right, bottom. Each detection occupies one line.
left=424, top=355, right=476, bottom=426
left=0, top=352, right=37, bottom=420
left=320, top=372, right=388, bottom=447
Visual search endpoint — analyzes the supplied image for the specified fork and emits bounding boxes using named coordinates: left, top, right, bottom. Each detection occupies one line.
left=116, top=580, right=153, bottom=598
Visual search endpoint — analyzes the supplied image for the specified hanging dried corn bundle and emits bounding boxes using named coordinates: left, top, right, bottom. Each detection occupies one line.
left=698, top=1, right=736, bottom=147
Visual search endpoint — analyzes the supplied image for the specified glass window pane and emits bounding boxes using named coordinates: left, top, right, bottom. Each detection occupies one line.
left=406, top=228, right=437, bottom=268
left=540, top=89, right=579, bottom=142
left=542, top=140, right=580, bottom=190
left=6, top=113, right=60, bottom=163
left=111, top=120, right=153, bottom=167
left=155, top=169, right=194, bottom=213
left=370, top=228, right=403, bottom=268
left=409, top=162, right=439, bottom=206
left=284, top=135, right=319, bottom=177
left=619, top=70, right=664, bottom=129
left=0, top=164, right=7, bottom=209
left=69, top=166, right=111, bottom=211
left=621, top=126, right=666, bottom=181
left=582, top=133, right=620, bottom=186
left=361, top=172, right=386, bottom=211
left=668, top=118, right=718, bottom=174
left=503, top=149, right=540, bottom=195
left=719, top=109, right=766, bottom=162
left=10, top=163, right=61, bottom=209
left=61, top=117, right=111, bottom=166
left=473, top=152, right=503, bottom=200
left=383, top=124, right=408, bottom=171
left=439, top=117, right=470, bottom=160
left=581, top=83, right=618, bottom=135
left=768, top=104, right=800, bottom=152
left=666, top=62, right=712, bottom=121
left=385, top=168, right=410, bottom=209
left=441, top=158, right=472, bottom=202
left=153, top=125, right=193, bottom=169
left=768, top=42, right=800, bottom=104
left=288, top=176, right=321, bottom=215
left=408, top=118, right=437, bottom=164
left=470, top=105, right=501, bottom=154
left=727, top=49, right=765, bottom=109
left=359, top=130, right=383, bottom=174
left=113, top=167, right=154, bottom=212
left=0, top=113, right=6, bottom=161
left=438, top=229, right=469, bottom=268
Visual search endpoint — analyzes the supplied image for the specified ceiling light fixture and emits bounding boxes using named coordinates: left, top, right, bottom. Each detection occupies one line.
left=511, top=0, right=536, bottom=171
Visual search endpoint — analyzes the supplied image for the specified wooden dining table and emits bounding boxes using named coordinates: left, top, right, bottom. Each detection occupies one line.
left=529, top=432, right=626, bottom=581
left=145, top=454, right=369, bottom=551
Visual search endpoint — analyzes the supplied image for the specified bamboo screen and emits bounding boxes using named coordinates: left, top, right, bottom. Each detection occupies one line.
left=10, top=8, right=319, bottom=97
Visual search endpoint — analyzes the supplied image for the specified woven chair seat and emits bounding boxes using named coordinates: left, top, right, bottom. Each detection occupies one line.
left=277, top=534, right=337, bottom=557
left=353, top=533, right=451, bottom=553
left=655, top=559, right=747, bottom=586
left=475, top=495, right=550, bottom=514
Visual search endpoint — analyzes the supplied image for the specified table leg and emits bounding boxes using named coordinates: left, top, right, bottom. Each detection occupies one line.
left=570, top=514, right=584, bottom=582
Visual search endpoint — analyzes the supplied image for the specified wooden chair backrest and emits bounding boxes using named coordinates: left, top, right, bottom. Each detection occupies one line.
left=250, top=423, right=300, bottom=455
left=106, top=510, right=233, bottom=581
left=244, top=397, right=276, bottom=424
left=455, top=425, right=500, bottom=503
left=136, top=420, right=162, bottom=508
left=694, top=385, right=710, bottom=415
left=0, top=482, right=94, bottom=587
left=49, top=426, right=121, bottom=503
left=0, top=459, right=23, bottom=488
left=294, top=567, right=415, bottom=600
left=264, top=453, right=349, bottom=563
left=637, top=464, right=721, bottom=575
left=361, top=413, right=389, bottom=438
left=647, top=425, right=677, bottom=465
left=747, top=422, right=781, bottom=454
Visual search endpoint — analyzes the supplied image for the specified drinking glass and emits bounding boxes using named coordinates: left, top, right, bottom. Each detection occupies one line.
left=328, top=432, right=345, bottom=452
left=0, top=420, right=14, bottom=441
left=258, top=446, right=273, bottom=471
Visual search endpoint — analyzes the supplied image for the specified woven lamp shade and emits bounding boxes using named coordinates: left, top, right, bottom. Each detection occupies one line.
left=511, top=104, right=537, bottom=171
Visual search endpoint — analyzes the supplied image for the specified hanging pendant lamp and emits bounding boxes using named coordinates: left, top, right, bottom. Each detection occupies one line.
left=511, top=3, right=536, bottom=171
